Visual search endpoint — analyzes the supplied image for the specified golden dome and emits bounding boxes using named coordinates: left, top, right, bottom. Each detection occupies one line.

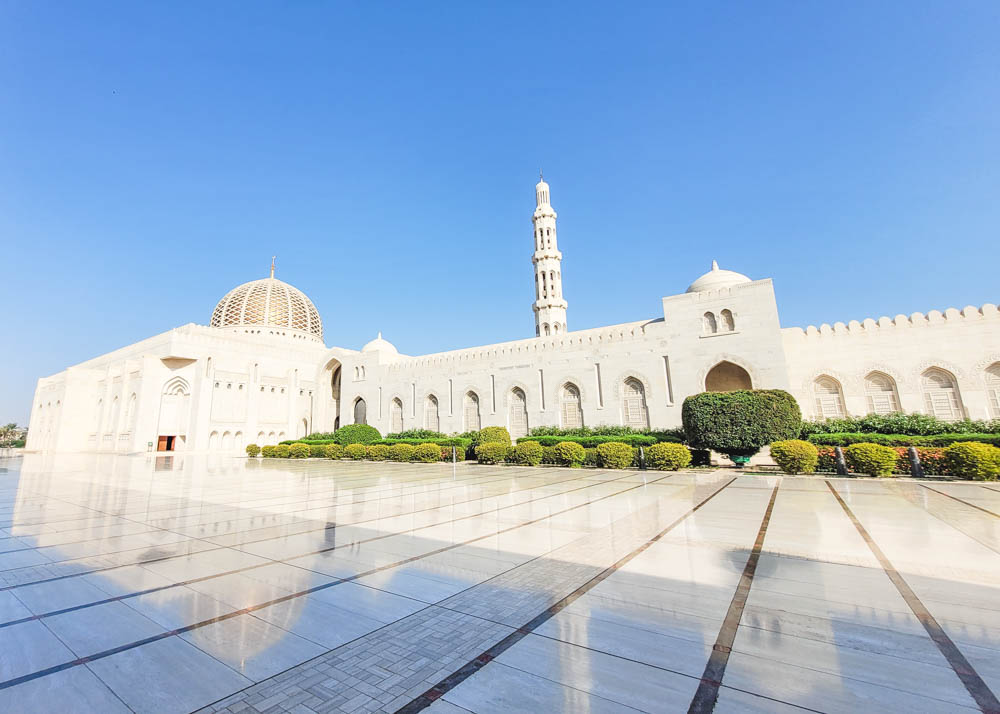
left=210, top=274, right=323, bottom=341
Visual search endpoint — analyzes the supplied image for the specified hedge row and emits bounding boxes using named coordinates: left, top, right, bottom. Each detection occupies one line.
left=807, top=433, right=1000, bottom=448
left=771, top=440, right=1000, bottom=479
left=476, top=440, right=693, bottom=471
left=516, top=434, right=663, bottom=448
left=256, top=442, right=464, bottom=463
left=801, top=413, right=1000, bottom=437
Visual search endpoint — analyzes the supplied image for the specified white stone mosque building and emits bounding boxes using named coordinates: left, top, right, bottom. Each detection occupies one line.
left=26, top=178, right=1000, bottom=453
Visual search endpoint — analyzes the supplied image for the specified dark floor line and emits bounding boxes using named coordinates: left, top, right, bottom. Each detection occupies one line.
left=395, top=475, right=739, bottom=713
left=981, top=485, right=1000, bottom=494
left=0, top=472, right=673, bottom=692
left=825, top=480, right=1000, bottom=714
left=0, top=468, right=605, bottom=594
left=687, top=482, right=780, bottom=714
left=919, top=483, right=1000, bottom=519
left=0, top=471, right=638, bottom=628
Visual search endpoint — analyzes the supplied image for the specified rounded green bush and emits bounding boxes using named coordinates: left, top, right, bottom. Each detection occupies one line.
left=475, top=442, right=512, bottom=464
left=683, top=390, right=801, bottom=459
left=288, top=443, right=310, bottom=459
left=260, top=445, right=276, bottom=458
left=770, top=440, right=819, bottom=475
left=274, top=444, right=290, bottom=458
left=477, top=426, right=511, bottom=446
left=324, top=443, right=344, bottom=459
left=245, top=444, right=261, bottom=457
left=512, top=441, right=543, bottom=466
left=413, top=443, right=441, bottom=462
left=367, top=444, right=390, bottom=461
left=344, top=443, right=367, bottom=460
left=553, top=441, right=586, bottom=467
left=646, top=442, right=692, bottom=471
left=596, top=442, right=635, bottom=469
left=309, top=444, right=327, bottom=458
left=389, top=443, right=416, bottom=462
left=944, top=442, right=1000, bottom=480
left=844, top=442, right=898, bottom=477
left=332, top=424, right=382, bottom=446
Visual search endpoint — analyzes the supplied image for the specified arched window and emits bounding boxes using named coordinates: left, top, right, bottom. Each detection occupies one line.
left=353, top=398, right=367, bottom=425
left=509, top=388, right=528, bottom=438
left=553, top=323, right=561, bottom=334
left=110, top=396, right=120, bottom=432
left=209, top=431, right=219, bottom=450
left=864, top=372, right=900, bottom=415
left=126, top=393, right=137, bottom=429
left=464, top=391, right=481, bottom=431
left=703, top=312, right=718, bottom=335
left=813, top=376, right=846, bottom=419
left=391, top=398, right=404, bottom=433
left=922, top=368, right=963, bottom=421
left=425, top=395, right=440, bottom=432
left=235, top=432, right=244, bottom=451
left=561, top=383, right=583, bottom=429
left=987, top=363, right=1000, bottom=419
left=720, top=309, right=735, bottom=332
left=543, top=323, right=550, bottom=336
left=222, top=431, right=233, bottom=450
left=622, top=378, right=649, bottom=429
left=705, top=361, right=752, bottom=392
left=257, top=431, right=265, bottom=444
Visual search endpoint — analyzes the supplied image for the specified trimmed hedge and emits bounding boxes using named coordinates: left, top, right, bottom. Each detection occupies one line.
left=389, top=443, right=415, bottom=462
left=844, top=443, right=898, bottom=477
left=553, top=441, right=586, bottom=467
left=802, top=413, right=1000, bottom=437
left=309, top=444, right=327, bottom=458
left=367, top=444, right=390, bottom=461
left=477, top=426, right=511, bottom=446
left=646, top=442, right=692, bottom=470
left=476, top=442, right=512, bottom=464
left=331, top=424, right=381, bottom=445
left=944, top=442, right=1000, bottom=480
left=288, top=443, right=310, bottom=459
left=324, top=443, right=344, bottom=459
left=261, top=445, right=276, bottom=458
left=770, top=440, right=819, bottom=475
left=413, top=443, right=441, bottom=462
left=596, top=442, right=634, bottom=469
left=808, top=432, right=1000, bottom=448
left=683, top=390, right=801, bottom=459
left=386, top=429, right=445, bottom=439
left=344, top=444, right=366, bottom=460
left=441, top=445, right=466, bottom=461
left=274, top=444, right=290, bottom=458
left=513, top=441, right=543, bottom=466
left=517, top=434, right=661, bottom=448
left=245, top=444, right=260, bottom=457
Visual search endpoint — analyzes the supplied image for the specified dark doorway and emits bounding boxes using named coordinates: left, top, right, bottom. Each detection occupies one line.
left=157, top=435, right=176, bottom=451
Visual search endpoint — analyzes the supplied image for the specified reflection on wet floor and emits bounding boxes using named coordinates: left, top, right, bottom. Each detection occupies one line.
left=0, top=453, right=997, bottom=713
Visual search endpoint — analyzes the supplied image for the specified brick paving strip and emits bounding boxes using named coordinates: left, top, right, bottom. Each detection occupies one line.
left=0, top=470, right=676, bottom=694
left=196, top=474, right=738, bottom=714
left=826, top=481, right=1000, bottom=714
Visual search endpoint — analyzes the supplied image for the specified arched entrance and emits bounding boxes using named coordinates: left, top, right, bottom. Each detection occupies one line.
left=322, top=358, right=343, bottom=431
left=157, top=377, right=191, bottom=451
left=705, top=361, right=752, bottom=392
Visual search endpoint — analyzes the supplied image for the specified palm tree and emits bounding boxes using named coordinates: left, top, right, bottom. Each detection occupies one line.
left=0, top=423, right=19, bottom=448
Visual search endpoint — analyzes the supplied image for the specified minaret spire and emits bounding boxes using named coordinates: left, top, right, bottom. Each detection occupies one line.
left=270, top=256, right=276, bottom=279
left=531, top=174, right=567, bottom=336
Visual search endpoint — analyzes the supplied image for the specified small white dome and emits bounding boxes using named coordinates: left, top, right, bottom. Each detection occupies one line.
left=686, top=260, right=752, bottom=293
left=362, top=332, right=398, bottom=356
left=210, top=273, right=323, bottom=341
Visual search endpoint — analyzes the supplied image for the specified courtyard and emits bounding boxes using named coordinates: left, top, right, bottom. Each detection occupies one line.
left=0, top=454, right=997, bottom=713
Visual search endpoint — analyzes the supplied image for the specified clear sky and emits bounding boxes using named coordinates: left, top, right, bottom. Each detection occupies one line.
left=2, top=2, right=999, bottom=425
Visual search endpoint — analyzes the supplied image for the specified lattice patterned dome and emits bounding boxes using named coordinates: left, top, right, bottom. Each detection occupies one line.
left=210, top=270, right=323, bottom=341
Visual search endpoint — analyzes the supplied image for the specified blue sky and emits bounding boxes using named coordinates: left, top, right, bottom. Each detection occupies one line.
left=2, top=2, right=999, bottom=424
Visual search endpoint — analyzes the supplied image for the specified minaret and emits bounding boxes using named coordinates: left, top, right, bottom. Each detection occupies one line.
left=531, top=173, right=568, bottom=336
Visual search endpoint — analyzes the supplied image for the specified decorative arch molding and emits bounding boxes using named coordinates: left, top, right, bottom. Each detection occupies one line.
left=914, top=359, right=965, bottom=381
left=610, top=371, right=653, bottom=401
left=556, top=375, right=588, bottom=404
left=500, top=381, right=532, bottom=411
left=856, top=363, right=906, bottom=390
left=697, top=354, right=760, bottom=393
left=973, top=353, right=1000, bottom=378
left=799, top=369, right=850, bottom=395
left=162, top=376, right=191, bottom=396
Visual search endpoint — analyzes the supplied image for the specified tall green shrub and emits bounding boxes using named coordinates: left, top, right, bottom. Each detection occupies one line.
left=476, top=426, right=511, bottom=446
left=332, top=424, right=381, bottom=445
left=682, top=390, right=801, bottom=459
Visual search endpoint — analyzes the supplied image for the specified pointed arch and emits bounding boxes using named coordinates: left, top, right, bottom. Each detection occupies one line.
left=922, top=367, right=963, bottom=420
left=464, top=391, right=481, bottom=432
left=987, top=363, right=1000, bottom=419
left=391, top=397, right=403, bottom=433
left=353, top=397, right=367, bottom=425
left=424, top=394, right=440, bottom=432
left=622, top=378, right=649, bottom=429
left=508, top=387, right=528, bottom=438
left=162, top=376, right=191, bottom=396
left=705, top=361, right=752, bottom=392
left=813, top=376, right=846, bottom=419
left=703, top=312, right=718, bottom=335
left=720, top=309, right=735, bottom=331
left=561, top=382, right=583, bottom=429
left=864, top=372, right=900, bottom=414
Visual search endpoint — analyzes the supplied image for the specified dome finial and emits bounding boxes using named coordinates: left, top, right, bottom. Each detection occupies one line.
left=377, top=331, right=382, bottom=339
left=539, top=169, right=543, bottom=181
left=270, top=256, right=276, bottom=279
left=711, top=259, right=719, bottom=271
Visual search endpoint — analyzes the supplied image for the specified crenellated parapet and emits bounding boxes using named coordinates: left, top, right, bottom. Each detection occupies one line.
left=784, top=303, right=999, bottom=339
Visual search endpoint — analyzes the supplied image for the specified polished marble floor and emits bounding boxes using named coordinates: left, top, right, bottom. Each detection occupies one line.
left=1, top=453, right=998, bottom=713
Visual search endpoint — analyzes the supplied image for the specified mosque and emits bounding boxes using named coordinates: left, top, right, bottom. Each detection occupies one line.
left=26, top=178, right=1000, bottom=453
